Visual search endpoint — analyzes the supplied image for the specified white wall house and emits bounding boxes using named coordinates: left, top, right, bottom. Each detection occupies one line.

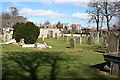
left=39, top=28, right=61, bottom=38
left=2, top=27, right=13, bottom=42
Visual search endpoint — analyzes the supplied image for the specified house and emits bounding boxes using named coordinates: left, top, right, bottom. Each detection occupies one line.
left=71, top=24, right=81, bottom=33
left=39, top=24, right=61, bottom=38
left=1, top=16, right=27, bottom=42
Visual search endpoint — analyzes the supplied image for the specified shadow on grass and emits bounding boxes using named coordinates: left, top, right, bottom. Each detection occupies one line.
left=92, top=45, right=106, bottom=53
left=90, top=62, right=109, bottom=72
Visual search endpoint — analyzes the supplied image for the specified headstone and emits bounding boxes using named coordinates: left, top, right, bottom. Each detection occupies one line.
left=34, top=42, right=38, bottom=48
left=103, top=35, right=108, bottom=47
left=110, top=62, right=120, bottom=75
left=87, top=36, right=92, bottom=45
left=55, top=33, right=57, bottom=39
left=107, top=33, right=119, bottom=52
left=64, top=35, right=68, bottom=42
left=103, top=31, right=120, bottom=76
left=70, top=38, right=75, bottom=49
left=71, top=33, right=73, bottom=37
left=93, top=32, right=99, bottom=44
left=76, top=36, right=82, bottom=44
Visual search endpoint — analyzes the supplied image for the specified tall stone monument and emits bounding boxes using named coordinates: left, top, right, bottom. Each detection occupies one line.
left=70, top=38, right=75, bottom=49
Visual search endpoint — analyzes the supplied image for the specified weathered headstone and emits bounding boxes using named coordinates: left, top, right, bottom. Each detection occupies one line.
left=87, top=36, right=92, bottom=45
left=71, top=33, right=73, bottom=37
left=64, top=35, right=68, bottom=42
left=70, top=38, right=75, bottom=49
left=103, top=31, right=120, bottom=76
left=55, top=33, right=57, bottom=39
left=103, top=35, right=108, bottom=47
left=110, top=62, right=120, bottom=75
left=107, top=33, right=119, bottom=52
left=93, top=32, right=99, bottom=44
left=34, top=42, right=38, bottom=48
left=76, top=36, right=82, bottom=44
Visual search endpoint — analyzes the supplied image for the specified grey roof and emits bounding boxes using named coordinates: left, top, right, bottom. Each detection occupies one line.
left=0, top=16, right=27, bottom=28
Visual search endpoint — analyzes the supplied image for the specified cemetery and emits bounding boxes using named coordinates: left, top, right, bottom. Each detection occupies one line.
left=1, top=21, right=120, bottom=79
left=1, top=1, right=120, bottom=80
left=2, top=30, right=120, bottom=79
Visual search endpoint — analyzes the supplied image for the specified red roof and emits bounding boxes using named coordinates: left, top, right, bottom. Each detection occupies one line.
left=71, top=24, right=81, bottom=27
left=51, top=24, right=57, bottom=27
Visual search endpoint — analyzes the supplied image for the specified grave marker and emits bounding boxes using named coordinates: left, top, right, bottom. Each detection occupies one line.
left=64, top=35, right=68, bottom=42
left=70, top=38, right=75, bottom=49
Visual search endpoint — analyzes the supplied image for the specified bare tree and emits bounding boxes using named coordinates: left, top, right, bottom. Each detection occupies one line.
left=99, top=0, right=119, bottom=31
left=8, top=7, right=19, bottom=18
left=87, top=0, right=101, bottom=31
left=87, top=0, right=120, bottom=31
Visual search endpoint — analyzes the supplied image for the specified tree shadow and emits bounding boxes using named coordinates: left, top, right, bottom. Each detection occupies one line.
left=93, top=45, right=106, bottom=53
left=2, top=51, right=67, bottom=80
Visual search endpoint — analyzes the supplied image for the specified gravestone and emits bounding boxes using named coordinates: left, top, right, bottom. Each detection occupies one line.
left=76, top=36, right=82, bottom=44
left=34, top=42, right=37, bottom=48
left=110, top=62, right=120, bottom=75
left=55, top=33, right=57, bottom=39
left=71, top=33, right=73, bottom=37
left=107, top=33, right=119, bottom=52
left=64, top=35, right=68, bottom=42
left=93, top=32, right=99, bottom=44
left=103, top=52, right=120, bottom=76
left=103, top=35, right=108, bottom=47
left=87, top=36, right=92, bottom=45
left=103, top=31, right=120, bottom=76
left=70, top=38, right=75, bottom=49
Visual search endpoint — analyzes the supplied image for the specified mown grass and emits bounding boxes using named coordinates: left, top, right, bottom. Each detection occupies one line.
left=2, top=36, right=119, bottom=79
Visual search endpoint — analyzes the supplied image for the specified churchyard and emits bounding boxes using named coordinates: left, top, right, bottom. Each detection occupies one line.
left=2, top=35, right=120, bottom=80
left=2, top=1, right=120, bottom=79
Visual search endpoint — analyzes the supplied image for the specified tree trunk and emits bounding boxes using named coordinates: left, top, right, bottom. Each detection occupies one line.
left=50, top=59, right=57, bottom=80
left=106, top=17, right=110, bottom=31
left=30, top=69, right=38, bottom=80
left=96, top=21, right=99, bottom=31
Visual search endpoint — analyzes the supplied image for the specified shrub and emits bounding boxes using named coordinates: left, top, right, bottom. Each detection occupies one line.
left=13, top=22, right=40, bottom=44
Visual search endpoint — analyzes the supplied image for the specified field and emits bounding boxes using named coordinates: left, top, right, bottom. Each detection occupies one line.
left=2, top=37, right=119, bottom=80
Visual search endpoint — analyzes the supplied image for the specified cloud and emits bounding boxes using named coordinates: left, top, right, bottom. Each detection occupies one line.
left=40, top=0, right=90, bottom=7
left=41, top=0, right=90, bottom=2
left=19, top=8, right=65, bottom=19
left=71, top=12, right=89, bottom=20
left=12, top=2, right=27, bottom=7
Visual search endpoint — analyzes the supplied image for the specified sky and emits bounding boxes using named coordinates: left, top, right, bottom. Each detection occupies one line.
left=1, top=0, right=119, bottom=28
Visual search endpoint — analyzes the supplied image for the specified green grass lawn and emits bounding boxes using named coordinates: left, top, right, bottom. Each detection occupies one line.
left=2, top=37, right=119, bottom=79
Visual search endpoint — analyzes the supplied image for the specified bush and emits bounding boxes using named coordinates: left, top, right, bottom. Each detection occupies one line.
left=13, top=22, right=40, bottom=44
